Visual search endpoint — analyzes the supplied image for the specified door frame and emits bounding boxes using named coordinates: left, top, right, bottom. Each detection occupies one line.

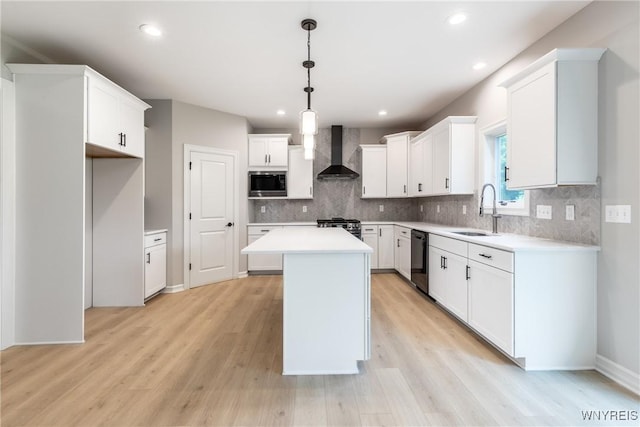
left=183, top=144, right=239, bottom=290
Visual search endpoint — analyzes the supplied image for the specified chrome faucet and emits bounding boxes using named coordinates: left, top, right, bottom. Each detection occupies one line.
left=479, top=183, right=501, bottom=234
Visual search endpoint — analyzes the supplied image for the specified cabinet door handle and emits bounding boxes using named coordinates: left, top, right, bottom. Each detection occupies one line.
left=118, top=132, right=124, bottom=146
left=466, top=265, right=470, bottom=280
left=478, top=253, right=493, bottom=259
left=397, top=239, right=400, bottom=248
left=404, top=184, right=407, bottom=194
left=379, top=229, right=381, bottom=237
left=226, top=222, right=234, bottom=227
left=265, top=154, right=268, bottom=164
left=154, top=237, right=162, bottom=242
left=123, top=133, right=127, bottom=147
left=440, top=256, right=444, bottom=269
left=443, top=256, right=447, bottom=269
left=309, top=186, right=312, bottom=195
left=418, top=183, right=422, bottom=192
left=268, top=154, right=271, bottom=163
left=445, top=178, right=449, bottom=189
left=363, top=186, right=366, bottom=195
left=504, top=166, right=510, bottom=182
left=260, top=229, right=270, bottom=232
left=146, top=253, right=151, bottom=264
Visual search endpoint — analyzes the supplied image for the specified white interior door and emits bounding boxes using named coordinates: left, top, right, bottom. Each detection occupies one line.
left=189, top=151, right=235, bottom=287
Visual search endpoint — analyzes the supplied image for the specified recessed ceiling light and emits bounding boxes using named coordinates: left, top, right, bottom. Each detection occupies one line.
left=378, top=110, right=388, bottom=117
left=447, top=13, right=467, bottom=25
left=473, top=62, right=487, bottom=70
left=276, top=109, right=286, bottom=116
left=139, top=24, right=162, bottom=37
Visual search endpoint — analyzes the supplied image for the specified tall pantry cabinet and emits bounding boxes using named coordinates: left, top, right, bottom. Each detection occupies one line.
left=8, top=64, right=150, bottom=344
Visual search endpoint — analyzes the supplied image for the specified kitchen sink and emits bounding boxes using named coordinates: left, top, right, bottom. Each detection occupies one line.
left=451, top=231, right=492, bottom=237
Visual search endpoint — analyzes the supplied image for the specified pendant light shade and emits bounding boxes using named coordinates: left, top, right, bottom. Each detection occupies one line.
left=300, top=109, right=318, bottom=135
left=300, top=18, right=318, bottom=158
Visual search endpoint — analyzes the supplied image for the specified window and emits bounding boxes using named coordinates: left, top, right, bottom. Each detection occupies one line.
left=481, top=121, right=529, bottom=216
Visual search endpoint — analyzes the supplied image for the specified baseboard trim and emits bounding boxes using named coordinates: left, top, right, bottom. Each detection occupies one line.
left=14, top=340, right=85, bottom=346
left=596, top=354, right=640, bottom=396
left=162, top=283, right=185, bottom=294
left=237, top=271, right=248, bottom=279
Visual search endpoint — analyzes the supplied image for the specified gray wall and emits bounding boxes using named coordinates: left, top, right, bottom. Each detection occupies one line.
left=251, top=127, right=417, bottom=222
left=145, top=100, right=250, bottom=284
left=420, top=1, right=639, bottom=378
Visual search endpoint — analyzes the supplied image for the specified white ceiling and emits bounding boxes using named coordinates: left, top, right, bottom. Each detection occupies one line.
left=1, top=1, right=590, bottom=129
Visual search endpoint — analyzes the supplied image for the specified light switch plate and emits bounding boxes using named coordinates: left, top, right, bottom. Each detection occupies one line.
left=462, top=205, right=467, bottom=215
left=565, top=205, right=575, bottom=221
left=260, top=206, right=266, bottom=213
left=536, top=205, right=552, bottom=219
left=302, top=205, right=307, bottom=213
left=379, top=204, right=384, bottom=212
left=605, top=205, right=632, bottom=223
left=437, top=205, right=440, bottom=213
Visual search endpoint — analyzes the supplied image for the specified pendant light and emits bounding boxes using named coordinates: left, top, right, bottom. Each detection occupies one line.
left=300, top=18, right=317, bottom=160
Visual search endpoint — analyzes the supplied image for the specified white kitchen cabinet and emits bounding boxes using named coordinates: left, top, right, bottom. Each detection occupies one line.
left=144, top=231, right=167, bottom=299
left=378, top=225, right=395, bottom=269
left=87, top=72, right=148, bottom=158
left=248, top=225, right=283, bottom=271
left=7, top=64, right=149, bottom=345
left=500, top=48, right=605, bottom=189
left=248, top=134, right=290, bottom=170
left=468, top=259, right=514, bottom=356
left=409, top=133, right=433, bottom=196
left=361, top=225, right=379, bottom=269
left=428, top=235, right=469, bottom=322
left=394, top=226, right=411, bottom=280
left=360, top=145, right=387, bottom=198
left=383, top=132, right=420, bottom=198
left=287, top=146, right=313, bottom=199
left=429, top=117, right=476, bottom=196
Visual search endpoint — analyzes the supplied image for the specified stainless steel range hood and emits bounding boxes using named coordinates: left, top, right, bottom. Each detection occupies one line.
left=317, top=126, right=360, bottom=180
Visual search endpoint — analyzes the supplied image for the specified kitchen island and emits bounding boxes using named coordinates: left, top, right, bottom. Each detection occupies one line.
left=242, top=227, right=372, bottom=375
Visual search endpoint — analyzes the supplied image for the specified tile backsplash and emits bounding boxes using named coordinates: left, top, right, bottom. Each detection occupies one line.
left=416, top=183, right=600, bottom=245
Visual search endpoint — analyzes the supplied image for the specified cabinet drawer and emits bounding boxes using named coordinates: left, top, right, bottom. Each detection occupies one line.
left=429, top=234, right=467, bottom=257
left=362, top=225, right=379, bottom=235
left=248, top=225, right=282, bottom=235
left=468, top=243, right=513, bottom=273
left=144, top=233, right=166, bottom=247
left=395, top=226, right=411, bottom=239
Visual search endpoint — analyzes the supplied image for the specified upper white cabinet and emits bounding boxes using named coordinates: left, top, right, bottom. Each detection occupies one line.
left=428, top=116, right=476, bottom=196
left=360, top=145, right=387, bottom=198
left=409, top=132, right=433, bottom=196
left=383, top=132, right=419, bottom=198
left=499, top=48, right=606, bottom=189
left=248, top=134, right=290, bottom=170
left=87, top=74, right=148, bottom=158
left=287, top=146, right=313, bottom=199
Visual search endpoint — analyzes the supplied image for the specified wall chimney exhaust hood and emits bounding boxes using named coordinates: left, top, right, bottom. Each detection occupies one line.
left=317, top=126, right=360, bottom=180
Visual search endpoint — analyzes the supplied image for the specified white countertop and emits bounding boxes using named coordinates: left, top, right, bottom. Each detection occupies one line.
left=144, top=229, right=168, bottom=235
left=250, top=221, right=599, bottom=252
left=242, top=227, right=373, bottom=254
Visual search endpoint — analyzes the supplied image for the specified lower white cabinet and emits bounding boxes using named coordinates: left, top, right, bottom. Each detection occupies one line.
left=362, top=224, right=395, bottom=270
left=361, top=225, right=380, bottom=269
left=248, top=226, right=283, bottom=271
left=394, top=226, right=411, bottom=280
left=144, top=231, right=167, bottom=299
left=468, top=259, right=514, bottom=356
left=428, top=240, right=469, bottom=322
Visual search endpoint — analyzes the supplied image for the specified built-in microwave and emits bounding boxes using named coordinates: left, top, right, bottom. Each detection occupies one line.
left=249, top=171, right=287, bottom=197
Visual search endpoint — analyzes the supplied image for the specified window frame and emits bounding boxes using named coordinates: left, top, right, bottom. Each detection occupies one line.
left=479, top=120, right=530, bottom=217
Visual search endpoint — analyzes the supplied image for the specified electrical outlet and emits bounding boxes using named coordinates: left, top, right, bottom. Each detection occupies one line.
left=565, top=205, right=575, bottom=221
left=379, top=204, right=384, bottom=212
left=260, top=206, right=266, bottom=213
left=536, top=205, right=552, bottom=219
left=605, top=205, right=632, bottom=223
left=463, top=205, right=467, bottom=215
left=302, top=205, right=307, bottom=213
left=437, top=205, right=440, bottom=213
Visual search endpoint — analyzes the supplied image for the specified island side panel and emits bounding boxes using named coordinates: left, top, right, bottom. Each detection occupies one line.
left=282, top=252, right=370, bottom=375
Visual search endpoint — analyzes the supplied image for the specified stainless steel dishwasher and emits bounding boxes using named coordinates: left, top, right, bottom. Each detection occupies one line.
left=410, top=230, right=429, bottom=295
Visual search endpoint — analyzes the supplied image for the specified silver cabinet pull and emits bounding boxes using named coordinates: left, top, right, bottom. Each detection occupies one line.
left=478, top=253, right=493, bottom=259
left=146, top=253, right=151, bottom=264
left=403, top=184, right=407, bottom=194
left=445, top=178, right=449, bottom=189
left=363, top=186, right=366, bottom=195
left=264, top=154, right=268, bottom=164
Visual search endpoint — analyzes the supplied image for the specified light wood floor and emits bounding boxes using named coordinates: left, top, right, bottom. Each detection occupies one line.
left=1, top=274, right=638, bottom=426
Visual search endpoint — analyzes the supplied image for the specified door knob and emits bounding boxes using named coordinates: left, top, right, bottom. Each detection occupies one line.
left=226, top=222, right=234, bottom=227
